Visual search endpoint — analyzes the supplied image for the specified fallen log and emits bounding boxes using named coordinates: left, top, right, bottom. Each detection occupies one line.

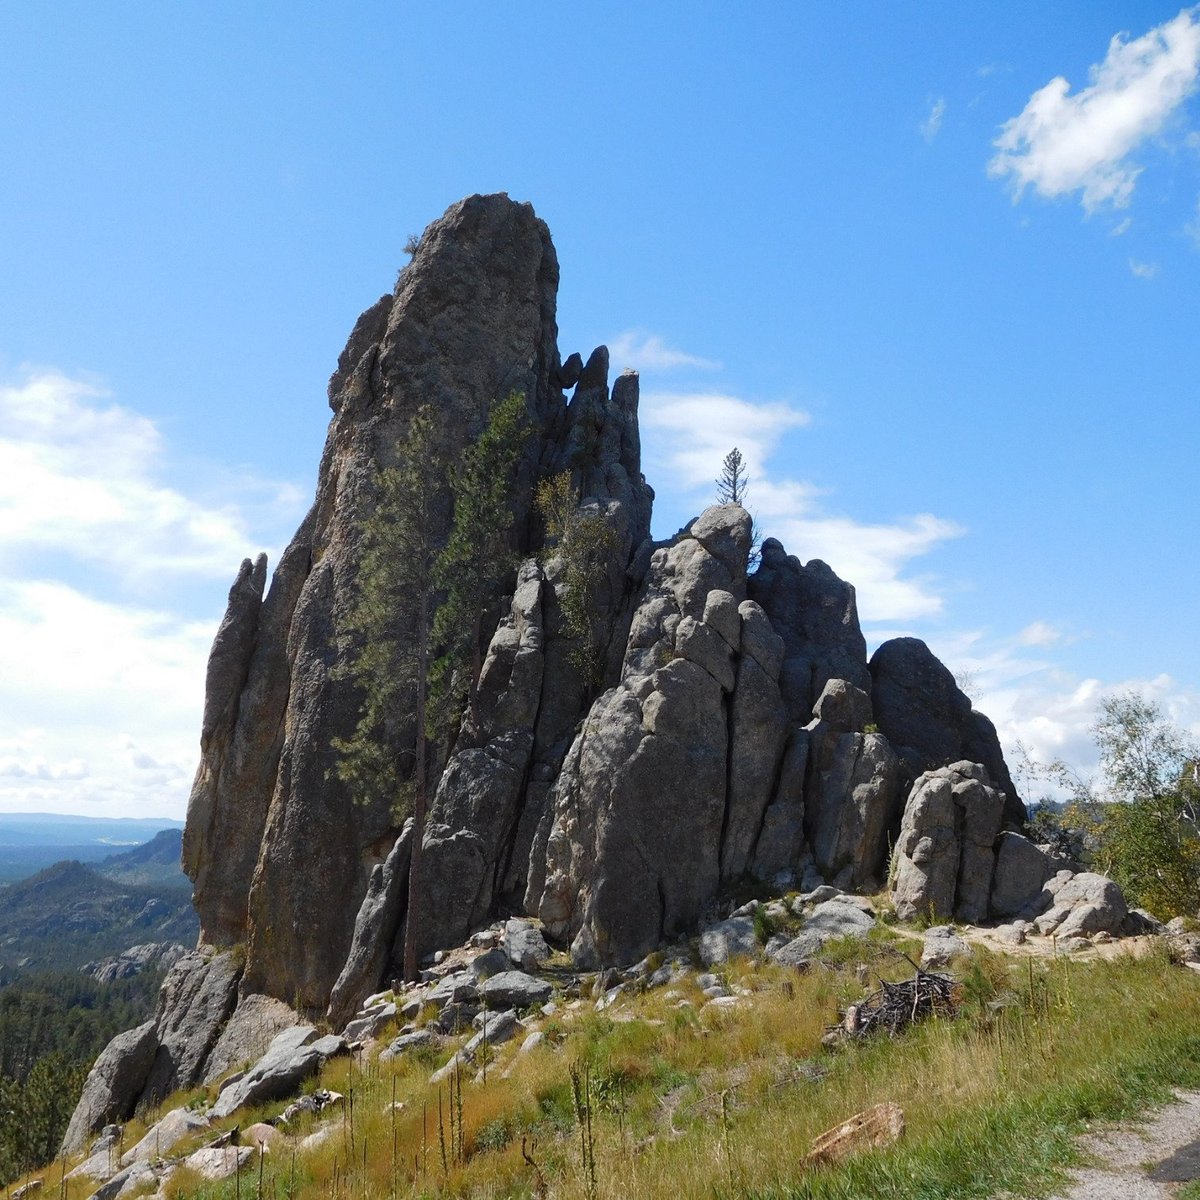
left=803, top=1102, right=905, bottom=1168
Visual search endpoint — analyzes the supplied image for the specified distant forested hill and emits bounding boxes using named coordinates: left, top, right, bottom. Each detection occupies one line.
left=0, top=813, right=184, bottom=884
left=0, top=856, right=197, bottom=980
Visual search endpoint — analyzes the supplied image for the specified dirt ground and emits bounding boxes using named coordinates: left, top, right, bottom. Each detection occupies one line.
left=1035, top=1089, right=1200, bottom=1199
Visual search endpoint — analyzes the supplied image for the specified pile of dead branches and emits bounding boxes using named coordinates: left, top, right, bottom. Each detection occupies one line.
left=825, top=963, right=960, bottom=1045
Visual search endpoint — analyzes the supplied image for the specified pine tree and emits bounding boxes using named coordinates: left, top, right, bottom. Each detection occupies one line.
left=536, top=472, right=617, bottom=682
left=336, top=396, right=532, bottom=980
left=431, top=390, right=531, bottom=727
left=334, top=404, right=446, bottom=981
left=716, top=447, right=748, bottom=506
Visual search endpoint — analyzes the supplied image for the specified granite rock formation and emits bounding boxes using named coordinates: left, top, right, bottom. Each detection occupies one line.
left=68, top=191, right=1041, bottom=1151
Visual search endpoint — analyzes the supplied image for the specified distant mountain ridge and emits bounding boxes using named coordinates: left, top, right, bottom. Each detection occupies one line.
left=97, top=828, right=188, bottom=888
left=0, top=814, right=184, bottom=885
left=0, top=835, right=197, bottom=981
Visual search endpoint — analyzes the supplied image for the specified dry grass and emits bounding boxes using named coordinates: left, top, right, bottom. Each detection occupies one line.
left=12, top=939, right=1200, bottom=1200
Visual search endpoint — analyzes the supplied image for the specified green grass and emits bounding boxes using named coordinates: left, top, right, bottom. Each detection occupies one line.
left=13, top=941, right=1200, bottom=1200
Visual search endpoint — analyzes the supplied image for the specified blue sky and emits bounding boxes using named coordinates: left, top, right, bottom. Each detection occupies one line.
left=1, top=2, right=1198, bottom=818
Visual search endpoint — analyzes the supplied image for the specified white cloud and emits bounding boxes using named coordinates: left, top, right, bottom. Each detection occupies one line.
left=641, top=391, right=962, bottom=622
left=989, top=7, right=1200, bottom=212
left=0, top=579, right=213, bottom=818
left=921, top=96, right=947, bottom=142
left=1017, top=620, right=1063, bottom=646
left=1129, top=257, right=1160, bottom=277
left=641, top=391, right=810, bottom=489
left=0, top=370, right=300, bottom=592
left=1110, top=216, right=1133, bottom=235
left=0, top=368, right=305, bottom=817
left=920, top=622, right=1200, bottom=802
left=607, top=331, right=721, bottom=373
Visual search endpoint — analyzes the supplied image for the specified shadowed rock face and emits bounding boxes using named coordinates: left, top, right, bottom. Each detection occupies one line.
left=868, top=637, right=1025, bottom=829
left=71, top=194, right=1044, bottom=1147
left=185, top=194, right=565, bottom=1011
left=182, top=192, right=1023, bottom=1001
left=748, top=539, right=871, bottom=721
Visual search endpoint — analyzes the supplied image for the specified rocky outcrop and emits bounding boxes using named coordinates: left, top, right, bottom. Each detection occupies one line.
left=141, top=950, right=241, bottom=1104
left=890, top=762, right=1006, bottom=923
left=870, top=638, right=1024, bottom=828
left=407, top=566, right=547, bottom=962
left=183, top=525, right=314, bottom=948
left=173, top=192, right=1027, bottom=1001
left=326, top=823, right=412, bottom=1029
left=527, top=505, right=757, bottom=967
left=800, top=680, right=899, bottom=890
left=81, top=942, right=189, bottom=985
left=210, top=1027, right=347, bottom=1120
left=60, top=1020, right=158, bottom=1154
left=748, top=540, right=871, bottom=720
left=180, top=195, right=566, bottom=1014
left=63, top=950, right=243, bottom=1152
left=990, top=832, right=1055, bottom=917
left=891, top=767, right=1136, bottom=938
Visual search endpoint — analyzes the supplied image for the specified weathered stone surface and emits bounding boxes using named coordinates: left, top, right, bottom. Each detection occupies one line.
left=890, top=763, right=1005, bottom=923
left=61, top=1020, right=158, bottom=1154
left=89, top=1160, right=158, bottom=1200
left=480, top=971, right=552, bottom=1009
left=227, top=195, right=566, bottom=1011
left=380, top=1029, right=437, bottom=1061
left=920, top=926, right=969, bottom=968
left=67, top=1146, right=119, bottom=1182
left=470, top=947, right=511, bottom=979
left=203, top=993, right=299, bottom=1084
left=529, top=506, right=750, bottom=967
left=343, top=1002, right=397, bottom=1042
left=121, top=1106, right=210, bottom=1167
left=143, top=950, right=241, bottom=1103
left=722, top=602, right=788, bottom=881
left=805, top=727, right=900, bottom=890
left=698, top=917, right=759, bottom=966
left=409, top=568, right=547, bottom=961
left=327, top=823, right=412, bottom=1029
left=990, top=832, right=1054, bottom=918
left=870, top=638, right=1024, bottom=827
left=770, top=898, right=874, bottom=961
left=1041, top=872, right=1129, bottom=938
left=502, top=919, right=549, bottom=972
left=750, top=728, right=809, bottom=881
left=748, top=540, right=870, bottom=720
left=184, top=521, right=314, bottom=948
left=462, top=1009, right=520, bottom=1060
left=811, top=679, right=873, bottom=734
left=956, top=770, right=1005, bottom=923
left=182, top=1145, right=253, bottom=1181
left=427, top=971, right=478, bottom=1009
left=209, top=1026, right=346, bottom=1119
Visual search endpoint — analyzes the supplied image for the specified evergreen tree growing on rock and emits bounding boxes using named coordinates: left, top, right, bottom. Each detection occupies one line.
left=336, top=395, right=532, bottom=979
left=716, top=446, right=749, bottom=506
left=535, top=471, right=617, bottom=682
left=431, top=389, right=531, bottom=728
left=334, top=405, right=446, bottom=982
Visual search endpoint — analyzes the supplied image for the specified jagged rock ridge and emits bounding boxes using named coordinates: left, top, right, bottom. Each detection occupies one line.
left=184, top=191, right=1021, bottom=999
left=65, top=192, right=1035, bottom=1150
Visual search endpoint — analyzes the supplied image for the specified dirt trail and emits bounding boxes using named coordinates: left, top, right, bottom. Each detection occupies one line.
left=1035, top=1090, right=1200, bottom=1199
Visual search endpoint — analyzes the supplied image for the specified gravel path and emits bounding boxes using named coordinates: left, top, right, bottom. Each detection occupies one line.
left=1044, top=1089, right=1200, bottom=1199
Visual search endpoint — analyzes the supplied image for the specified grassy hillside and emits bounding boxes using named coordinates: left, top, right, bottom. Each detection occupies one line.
left=15, top=932, right=1200, bottom=1200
